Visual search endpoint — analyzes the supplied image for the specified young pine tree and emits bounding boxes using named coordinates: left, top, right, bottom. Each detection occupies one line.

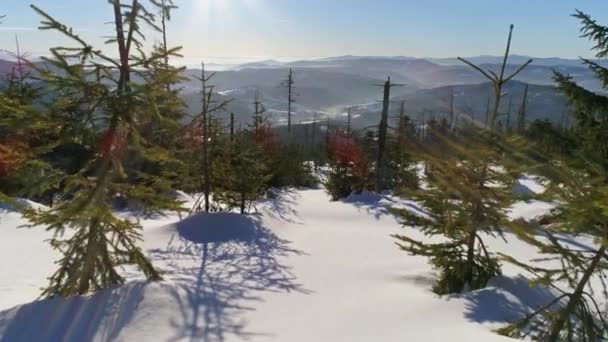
left=22, top=1, right=186, bottom=297
left=0, top=37, right=61, bottom=206
left=499, top=10, right=608, bottom=341
left=215, top=130, right=271, bottom=214
left=393, top=127, right=514, bottom=294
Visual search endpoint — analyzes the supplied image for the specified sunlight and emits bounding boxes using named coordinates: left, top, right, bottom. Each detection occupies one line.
left=192, top=0, right=260, bottom=22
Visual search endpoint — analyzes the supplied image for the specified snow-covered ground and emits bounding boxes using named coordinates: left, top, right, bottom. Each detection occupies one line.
left=0, top=183, right=596, bottom=341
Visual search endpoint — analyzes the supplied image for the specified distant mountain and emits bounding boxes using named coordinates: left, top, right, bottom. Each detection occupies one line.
left=427, top=55, right=598, bottom=68
left=0, top=60, right=25, bottom=75
left=0, top=55, right=588, bottom=129
left=347, top=81, right=569, bottom=129
left=180, top=67, right=415, bottom=125
left=220, top=55, right=603, bottom=92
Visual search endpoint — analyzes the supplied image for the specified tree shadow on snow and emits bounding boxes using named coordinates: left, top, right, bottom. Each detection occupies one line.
left=256, top=189, right=302, bottom=224
left=342, top=191, right=426, bottom=221
left=0, top=281, right=150, bottom=342
left=150, top=212, right=310, bottom=342
left=458, top=275, right=559, bottom=324
left=0, top=212, right=309, bottom=342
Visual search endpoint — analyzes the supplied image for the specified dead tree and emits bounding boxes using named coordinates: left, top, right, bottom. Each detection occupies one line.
left=312, top=113, right=319, bottom=171
left=252, top=88, right=264, bottom=134
left=449, top=87, right=455, bottom=130
left=399, top=100, right=407, bottom=134
left=304, top=121, right=310, bottom=146
left=376, top=76, right=403, bottom=193
left=230, top=112, right=235, bottom=141
left=517, top=84, right=529, bottom=134
left=312, top=113, right=317, bottom=145
left=397, top=100, right=409, bottom=151
left=505, top=96, right=512, bottom=131
left=485, top=95, right=491, bottom=128
left=347, top=106, right=353, bottom=136
left=458, top=25, right=532, bottom=130
left=281, top=68, right=296, bottom=134
left=325, top=117, right=331, bottom=152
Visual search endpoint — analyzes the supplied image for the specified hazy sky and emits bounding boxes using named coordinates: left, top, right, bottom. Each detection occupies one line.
left=1, top=0, right=608, bottom=60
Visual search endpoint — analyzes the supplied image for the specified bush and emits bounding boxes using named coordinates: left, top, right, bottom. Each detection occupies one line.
left=325, top=132, right=369, bottom=200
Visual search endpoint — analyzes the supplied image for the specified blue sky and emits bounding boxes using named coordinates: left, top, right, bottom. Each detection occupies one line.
left=1, top=0, right=607, bottom=60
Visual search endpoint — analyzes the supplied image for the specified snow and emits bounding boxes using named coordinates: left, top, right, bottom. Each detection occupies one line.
left=512, top=175, right=547, bottom=197
left=508, top=200, right=555, bottom=221
left=0, top=183, right=588, bottom=341
left=0, top=203, right=56, bottom=310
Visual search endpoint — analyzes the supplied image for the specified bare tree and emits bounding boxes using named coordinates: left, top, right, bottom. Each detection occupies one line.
left=505, top=96, right=512, bottom=131
left=458, top=25, right=532, bottom=130
left=252, top=88, right=265, bottom=134
left=485, top=95, right=491, bottom=128
left=449, top=87, right=455, bottom=130
left=517, top=84, right=529, bottom=134
left=281, top=68, right=296, bottom=134
left=376, top=76, right=402, bottom=192
left=230, top=112, right=235, bottom=141
left=346, top=106, right=352, bottom=136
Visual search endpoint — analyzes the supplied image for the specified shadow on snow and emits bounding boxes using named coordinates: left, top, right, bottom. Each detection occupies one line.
left=342, top=191, right=426, bottom=220
left=0, top=212, right=309, bottom=342
left=458, top=275, right=558, bottom=324
left=152, top=212, right=310, bottom=342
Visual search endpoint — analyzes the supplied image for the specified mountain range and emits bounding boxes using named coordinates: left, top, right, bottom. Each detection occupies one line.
left=1, top=55, right=598, bottom=129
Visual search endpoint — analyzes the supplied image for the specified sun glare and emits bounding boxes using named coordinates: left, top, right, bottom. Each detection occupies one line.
left=192, top=0, right=261, bottom=18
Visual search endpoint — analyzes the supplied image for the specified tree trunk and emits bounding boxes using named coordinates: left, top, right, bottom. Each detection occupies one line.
left=78, top=218, right=100, bottom=294
left=230, top=112, right=235, bottom=142
left=376, top=77, right=391, bottom=193
left=201, top=63, right=211, bottom=213
left=203, top=111, right=210, bottom=213
left=547, top=245, right=607, bottom=342
left=240, top=192, right=246, bottom=215
left=463, top=228, right=478, bottom=290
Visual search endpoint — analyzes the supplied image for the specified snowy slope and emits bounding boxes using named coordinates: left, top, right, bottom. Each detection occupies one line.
left=0, top=201, right=56, bottom=310
left=0, top=187, right=582, bottom=342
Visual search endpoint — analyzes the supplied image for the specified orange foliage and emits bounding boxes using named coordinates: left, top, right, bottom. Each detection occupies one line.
left=254, top=126, right=279, bottom=155
left=328, top=132, right=368, bottom=179
left=0, top=137, right=28, bottom=178
left=98, top=128, right=128, bottom=160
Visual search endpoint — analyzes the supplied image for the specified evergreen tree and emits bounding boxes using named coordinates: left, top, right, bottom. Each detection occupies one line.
left=499, top=10, right=608, bottom=341
left=393, top=128, right=514, bottom=294
left=214, top=128, right=271, bottom=214
left=0, top=93, right=40, bottom=206
left=184, top=62, right=231, bottom=213
left=0, top=34, right=60, bottom=205
left=21, top=1, right=187, bottom=297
